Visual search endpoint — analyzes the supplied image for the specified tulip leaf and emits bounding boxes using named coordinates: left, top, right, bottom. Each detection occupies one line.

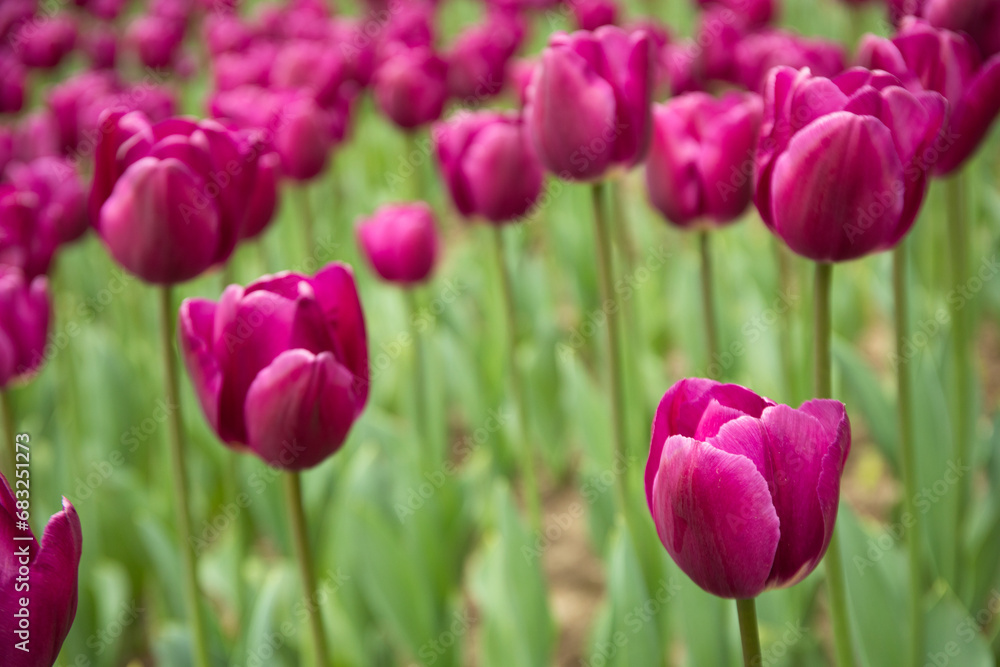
left=832, top=337, right=898, bottom=472
left=923, top=587, right=995, bottom=667
left=469, top=482, right=554, bottom=667
left=586, top=517, right=666, bottom=667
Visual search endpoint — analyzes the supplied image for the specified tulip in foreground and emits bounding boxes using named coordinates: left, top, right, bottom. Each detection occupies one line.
left=357, top=203, right=439, bottom=286
left=754, top=66, right=946, bottom=262
left=179, top=263, right=369, bottom=469
left=645, top=378, right=851, bottom=599
left=0, top=474, right=83, bottom=667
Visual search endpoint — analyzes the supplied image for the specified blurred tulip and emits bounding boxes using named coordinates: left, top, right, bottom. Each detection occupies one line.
left=646, top=92, right=763, bottom=227
left=572, top=0, right=619, bottom=31
left=890, top=0, right=1000, bottom=58
left=696, top=0, right=775, bottom=27
left=734, top=30, right=845, bottom=92
left=0, top=185, right=56, bottom=278
left=0, top=129, right=11, bottom=175
left=859, top=18, right=1000, bottom=174
left=240, top=150, right=281, bottom=240
left=178, top=263, right=369, bottom=469
left=204, top=13, right=254, bottom=55
left=694, top=6, right=749, bottom=85
left=125, top=14, right=185, bottom=69
left=374, top=46, right=449, bottom=130
left=507, top=57, right=536, bottom=106
left=378, top=1, right=436, bottom=58
left=78, top=0, right=128, bottom=20
left=14, top=15, right=77, bottom=69
left=0, top=1, right=34, bottom=41
left=0, top=475, right=81, bottom=667
left=525, top=26, right=654, bottom=181
left=446, top=12, right=524, bottom=101
left=645, top=378, right=850, bottom=599
left=212, top=45, right=274, bottom=92
left=7, top=157, right=88, bottom=244
left=93, top=115, right=256, bottom=283
left=357, top=203, right=439, bottom=285
left=329, top=18, right=377, bottom=86
left=0, top=53, right=26, bottom=113
left=12, top=111, right=61, bottom=162
left=435, top=111, right=544, bottom=223
left=82, top=24, right=117, bottom=69
left=271, top=40, right=348, bottom=107
left=0, top=267, right=50, bottom=386
left=754, top=67, right=946, bottom=262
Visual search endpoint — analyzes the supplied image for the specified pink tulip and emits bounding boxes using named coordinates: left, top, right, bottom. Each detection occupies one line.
left=357, top=203, right=440, bottom=285
left=0, top=267, right=50, bottom=387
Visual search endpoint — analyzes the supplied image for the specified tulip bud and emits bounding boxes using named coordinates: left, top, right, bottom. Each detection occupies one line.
left=178, top=263, right=369, bottom=469
left=0, top=185, right=57, bottom=279
left=572, top=0, right=619, bottom=31
left=83, top=24, right=118, bottom=69
left=7, top=157, right=88, bottom=245
left=754, top=67, right=946, bottom=262
left=126, top=14, right=185, bottom=69
left=0, top=267, right=50, bottom=387
left=15, top=15, right=77, bottom=70
left=645, top=378, right=850, bottom=599
left=272, top=91, right=335, bottom=181
left=435, top=111, right=545, bottom=223
left=0, top=52, right=26, bottom=113
left=0, top=475, right=82, bottom=667
left=525, top=26, right=654, bottom=181
left=204, top=13, right=254, bottom=55
left=858, top=18, right=1000, bottom=175
left=374, top=46, right=450, bottom=131
left=446, top=13, right=524, bottom=101
left=212, top=45, right=274, bottom=92
left=646, top=92, right=763, bottom=228
left=271, top=39, right=348, bottom=108
left=357, top=203, right=440, bottom=285
left=733, top=30, right=845, bottom=93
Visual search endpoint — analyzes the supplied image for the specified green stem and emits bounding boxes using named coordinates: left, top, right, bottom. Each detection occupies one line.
left=493, top=228, right=542, bottom=531
left=813, top=262, right=855, bottom=667
left=774, top=239, right=798, bottom=404
left=736, top=598, right=763, bottom=667
left=894, top=242, right=924, bottom=667
left=591, top=182, right=630, bottom=513
left=945, top=174, right=970, bottom=592
left=298, top=186, right=315, bottom=258
left=407, top=131, right=425, bottom=202
left=283, top=472, right=331, bottom=666
left=158, top=287, right=211, bottom=667
left=406, top=289, right=431, bottom=465
left=700, top=230, right=721, bottom=378
left=2, top=391, right=15, bottom=482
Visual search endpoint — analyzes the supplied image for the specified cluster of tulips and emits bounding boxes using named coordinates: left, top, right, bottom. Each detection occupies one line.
left=2, top=0, right=1000, bottom=664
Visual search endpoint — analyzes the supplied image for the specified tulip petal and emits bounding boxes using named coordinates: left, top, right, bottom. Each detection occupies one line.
left=651, top=435, right=779, bottom=598
left=464, top=121, right=544, bottom=223
left=770, top=112, right=904, bottom=262
left=245, top=349, right=361, bottom=469
left=312, top=263, right=369, bottom=404
left=936, top=54, right=1000, bottom=174
left=761, top=403, right=848, bottom=588
left=527, top=43, right=617, bottom=180
left=178, top=298, right=224, bottom=435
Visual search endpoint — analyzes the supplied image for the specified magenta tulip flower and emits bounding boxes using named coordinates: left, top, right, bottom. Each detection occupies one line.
left=125, top=14, right=186, bottom=69
left=179, top=263, right=369, bottom=469
left=446, top=13, right=524, bottom=101
left=646, top=92, right=763, bottom=228
left=212, top=45, right=274, bottom=92
left=0, top=475, right=82, bottom=667
left=859, top=18, right=1000, bottom=175
left=890, top=0, right=1000, bottom=58
left=14, top=15, right=77, bottom=69
left=525, top=26, right=654, bottom=181
left=92, top=114, right=257, bottom=283
left=270, top=39, right=348, bottom=108
left=435, top=110, right=545, bottom=223
left=0, top=267, right=50, bottom=387
left=754, top=67, right=946, bottom=262
left=734, top=30, right=845, bottom=93
left=0, top=52, right=26, bottom=113
left=357, top=203, right=440, bottom=286
left=696, top=0, right=775, bottom=27
left=374, top=46, right=450, bottom=131
left=7, top=157, right=88, bottom=245
left=82, top=24, right=117, bottom=69
left=572, top=0, right=619, bottom=31
left=0, top=185, right=57, bottom=279
left=240, top=150, right=281, bottom=241
left=645, top=378, right=850, bottom=599
left=11, top=111, right=61, bottom=162
left=204, top=13, right=254, bottom=56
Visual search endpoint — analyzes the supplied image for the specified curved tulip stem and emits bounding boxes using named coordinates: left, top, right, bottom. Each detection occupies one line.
left=813, top=262, right=855, bottom=667
left=406, top=289, right=431, bottom=465
left=591, top=182, right=630, bottom=513
left=894, top=241, right=924, bottom=667
left=2, top=390, right=15, bottom=482
left=158, top=286, right=211, bottom=667
left=283, top=471, right=331, bottom=667
left=735, top=598, right=763, bottom=667
left=699, top=230, right=721, bottom=379
left=493, top=227, right=542, bottom=532
left=945, top=174, right=970, bottom=591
